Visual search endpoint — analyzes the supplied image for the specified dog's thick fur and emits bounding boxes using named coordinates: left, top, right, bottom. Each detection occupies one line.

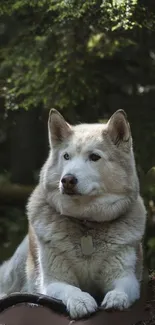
left=0, top=109, right=146, bottom=318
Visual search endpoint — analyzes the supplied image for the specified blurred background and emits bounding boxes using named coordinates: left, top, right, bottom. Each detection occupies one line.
left=0, top=0, right=155, bottom=269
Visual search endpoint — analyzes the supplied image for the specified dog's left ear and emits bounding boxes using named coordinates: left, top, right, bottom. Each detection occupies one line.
left=107, top=110, right=131, bottom=146
left=48, top=109, right=72, bottom=146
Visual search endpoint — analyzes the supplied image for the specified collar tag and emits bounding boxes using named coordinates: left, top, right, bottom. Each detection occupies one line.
left=81, top=235, right=94, bottom=256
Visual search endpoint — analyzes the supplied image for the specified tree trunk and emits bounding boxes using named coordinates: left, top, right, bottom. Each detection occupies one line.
left=9, top=107, right=41, bottom=185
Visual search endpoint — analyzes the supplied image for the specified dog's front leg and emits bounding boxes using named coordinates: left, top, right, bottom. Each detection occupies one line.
left=100, top=247, right=141, bottom=310
left=101, top=273, right=140, bottom=310
left=43, top=281, right=97, bottom=319
left=38, top=243, right=97, bottom=319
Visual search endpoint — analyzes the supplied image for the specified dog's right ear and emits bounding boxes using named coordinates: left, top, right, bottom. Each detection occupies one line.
left=48, top=109, right=72, bottom=146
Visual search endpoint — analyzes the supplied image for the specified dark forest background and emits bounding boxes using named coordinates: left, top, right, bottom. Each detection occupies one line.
left=0, top=0, right=155, bottom=269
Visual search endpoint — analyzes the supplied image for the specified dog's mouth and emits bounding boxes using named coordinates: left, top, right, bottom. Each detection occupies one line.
left=60, top=187, right=101, bottom=197
left=62, top=189, right=81, bottom=196
left=59, top=183, right=102, bottom=197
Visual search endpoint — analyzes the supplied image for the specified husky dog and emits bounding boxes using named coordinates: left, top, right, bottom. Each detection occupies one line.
left=0, top=109, right=146, bottom=319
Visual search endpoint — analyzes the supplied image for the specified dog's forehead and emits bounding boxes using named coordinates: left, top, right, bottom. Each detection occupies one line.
left=73, top=123, right=106, bottom=136
left=69, top=123, right=107, bottom=152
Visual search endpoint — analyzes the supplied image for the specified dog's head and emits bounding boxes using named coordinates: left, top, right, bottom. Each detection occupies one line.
left=40, top=109, right=139, bottom=221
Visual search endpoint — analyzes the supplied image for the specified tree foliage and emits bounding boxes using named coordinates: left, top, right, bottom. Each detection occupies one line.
left=0, top=0, right=151, bottom=112
left=0, top=0, right=155, bottom=170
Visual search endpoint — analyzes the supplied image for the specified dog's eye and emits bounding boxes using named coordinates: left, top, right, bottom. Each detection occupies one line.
left=89, top=153, right=101, bottom=162
left=63, top=153, right=70, bottom=160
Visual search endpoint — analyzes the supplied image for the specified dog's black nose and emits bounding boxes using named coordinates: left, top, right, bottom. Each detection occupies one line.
left=61, top=174, right=78, bottom=189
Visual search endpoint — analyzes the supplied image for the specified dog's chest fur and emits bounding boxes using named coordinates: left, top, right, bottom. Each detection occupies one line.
left=37, top=216, right=117, bottom=259
left=30, top=212, right=138, bottom=295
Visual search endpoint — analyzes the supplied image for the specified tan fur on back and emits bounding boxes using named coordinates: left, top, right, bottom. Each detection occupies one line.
left=26, top=225, right=38, bottom=280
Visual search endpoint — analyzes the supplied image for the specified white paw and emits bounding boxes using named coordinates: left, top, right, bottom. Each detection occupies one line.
left=101, top=290, right=130, bottom=310
left=67, top=291, right=98, bottom=319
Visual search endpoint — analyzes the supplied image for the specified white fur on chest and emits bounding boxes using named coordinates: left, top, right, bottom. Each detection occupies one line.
left=38, top=217, right=114, bottom=286
left=35, top=209, right=143, bottom=262
left=38, top=218, right=137, bottom=295
left=33, top=199, right=145, bottom=293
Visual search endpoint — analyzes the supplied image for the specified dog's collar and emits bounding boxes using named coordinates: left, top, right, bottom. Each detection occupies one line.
left=64, top=215, right=100, bottom=229
left=63, top=213, right=124, bottom=228
left=81, top=219, right=98, bottom=229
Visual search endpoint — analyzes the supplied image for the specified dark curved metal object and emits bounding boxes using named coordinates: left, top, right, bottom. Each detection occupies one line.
left=0, top=293, right=67, bottom=314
